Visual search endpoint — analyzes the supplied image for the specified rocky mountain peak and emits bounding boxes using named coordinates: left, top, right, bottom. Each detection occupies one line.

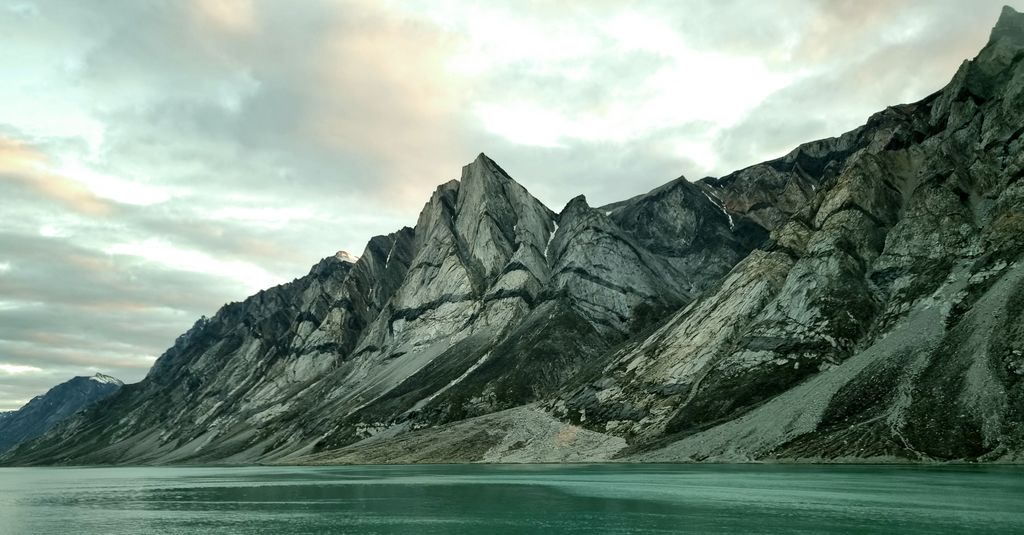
left=307, top=253, right=355, bottom=278
left=0, top=373, right=122, bottom=454
left=463, top=152, right=502, bottom=177
left=88, top=373, right=123, bottom=386
left=449, top=154, right=555, bottom=281
left=974, top=5, right=1024, bottom=72
left=456, top=153, right=515, bottom=204
left=334, top=250, right=359, bottom=264
left=561, top=194, right=591, bottom=215
left=991, top=5, right=1024, bottom=44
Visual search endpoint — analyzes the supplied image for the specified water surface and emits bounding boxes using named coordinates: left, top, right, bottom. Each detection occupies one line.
left=0, top=464, right=1021, bottom=533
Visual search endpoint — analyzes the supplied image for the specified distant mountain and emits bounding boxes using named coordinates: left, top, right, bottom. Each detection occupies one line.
left=0, top=374, right=122, bottom=454
left=3, top=6, right=1023, bottom=466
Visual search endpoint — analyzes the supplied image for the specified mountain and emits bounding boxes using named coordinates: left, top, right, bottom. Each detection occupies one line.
left=0, top=374, right=122, bottom=454
left=3, top=6, right=1023, bottom=465
left=0, top=152, right=759, bottom=465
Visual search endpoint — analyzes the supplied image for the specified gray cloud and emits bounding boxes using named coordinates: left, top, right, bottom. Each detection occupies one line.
left=0, top=0, right=1019, bottom=410
left=708, top=0, right=1006, bottom=173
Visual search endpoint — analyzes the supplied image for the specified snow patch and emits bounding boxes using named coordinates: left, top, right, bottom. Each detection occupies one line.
left=543, top=221, right=559, bottom=259
left=702, top=191, right=734, bottom=229
left=335, top=250, right=359, bottom=263
left=90, top=373, right=123, bottom=386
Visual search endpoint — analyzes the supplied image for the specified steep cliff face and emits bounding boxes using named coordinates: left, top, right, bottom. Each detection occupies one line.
left=561, top=6, right=1024, bottom=462
left=4, top=7, right=1022, bottom=467
left=0, top=374, right=121, bottom=454
left=4, top=151, right=753, bottom=465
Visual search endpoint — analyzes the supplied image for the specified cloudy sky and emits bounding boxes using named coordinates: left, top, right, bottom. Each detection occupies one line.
left=0, top=0, right=1018, bottom=410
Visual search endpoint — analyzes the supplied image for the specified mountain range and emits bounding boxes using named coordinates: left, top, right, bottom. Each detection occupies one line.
left=0, top=373, right=122, bottom=454
left=3, top=6, right=1023, bottom=465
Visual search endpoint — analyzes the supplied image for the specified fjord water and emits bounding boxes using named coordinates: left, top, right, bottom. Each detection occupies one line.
left=0, top=465, right=1021, bottom=534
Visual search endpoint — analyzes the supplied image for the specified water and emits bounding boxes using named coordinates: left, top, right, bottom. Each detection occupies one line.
left=0, top=464, right=1022, bottom=534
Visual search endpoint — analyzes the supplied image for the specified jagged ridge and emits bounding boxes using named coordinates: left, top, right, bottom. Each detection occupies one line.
left=3, top=6, right=1023, bottom=466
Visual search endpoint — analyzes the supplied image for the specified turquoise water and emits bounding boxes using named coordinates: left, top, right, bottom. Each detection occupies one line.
left=0, top=464, right=1021, bottom=533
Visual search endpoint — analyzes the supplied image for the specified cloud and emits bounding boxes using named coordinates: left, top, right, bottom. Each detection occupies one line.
left=0, top=364, right=42, bottom=375
left=0, top=136, right=115, bottom=216
left=708, top=0, right=1006, bottom=174
left=0, top=229, right=235, bottom=410
left=303, top=2, right=467, bottom=204
left=188, top=0, right=259, bottom=35
left=794, top=0, right=918, bottom=62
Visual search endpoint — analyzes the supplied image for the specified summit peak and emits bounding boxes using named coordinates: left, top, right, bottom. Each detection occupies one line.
left=990, top=5, right=1024, bottom=44
left=89, top=373, right=123, bottom=386
left=335, top=250, right=359, bottom=264
left=460, top=152, right=515, bottom=189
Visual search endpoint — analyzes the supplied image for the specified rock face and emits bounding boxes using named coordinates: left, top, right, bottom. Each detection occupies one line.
left=559, top=6, right=1024, bottom=462
left=3, top=7, right=1023, bottom=466
left=2, top=152, right=752, bottom=465
left=0, top=374, right=122, bottom=454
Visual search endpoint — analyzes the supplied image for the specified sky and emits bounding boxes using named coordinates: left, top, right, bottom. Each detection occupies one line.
left=0, top=0, right=1019, bottom=410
